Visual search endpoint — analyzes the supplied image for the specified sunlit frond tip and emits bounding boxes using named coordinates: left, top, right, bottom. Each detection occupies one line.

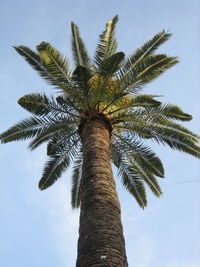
left=95, top=15, right=119, bottom=65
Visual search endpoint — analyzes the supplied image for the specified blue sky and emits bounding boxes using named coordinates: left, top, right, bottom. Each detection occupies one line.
left=0, top=1, right=200, bottom=266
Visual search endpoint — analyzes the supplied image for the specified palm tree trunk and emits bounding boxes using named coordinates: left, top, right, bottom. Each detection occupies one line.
left=76, top=119, right=128, bottom=266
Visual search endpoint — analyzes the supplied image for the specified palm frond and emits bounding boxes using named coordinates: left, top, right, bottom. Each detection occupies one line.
left=18, top=93, right=80, bottom=118
left=111, top=143, right=147, bottom=208
left=98, top=52, right=125, bottom=76
left=39, top=154, right=70, bottom=190
left=71, top=155, right=83, bottom=209
left=112, top=103, right=193, bottom=122
left=0, top=114, right=76, bottom=150
left=95, top=15, right=118, bottom=66
left=151, top=124, right=200, bottom=157
left=56, top=95, right=82, bottom=114
left=47, top=131, right=80, bottom=156
left=136, top=104, right=192, bottom=121
left=71, top=22, right=91, bottom=66
left=39, top=136, right=80, bottom=190
left=129, top=30, right=171, bottom=65
left=14, top=45, right=43, bottom=72
left=131, top=94, right=162, bottom=107
left=133, top=55, right=178, bottom=83
left=101, top=91, right=129, bottom=113
left=121, top=31, right=172, bottom=79
left=117, top=119, right=200, bottom=158
left=133, top=165, right=162, bottom=197
left=122, top=164, right=147, bottom=208
left=119, top=54, right=178, bottom=92
left=29, top=125, right=77, bottom=151
left=107, top=94, right=161, bottom=116
left=112, top=135, right=163, bottom=198
left=122, top=114, right=199, bottom=142
left=86, top=73, right=121, bottom=110
left=36, top=42, right=70, bottom=83
left=72, top=66, right=92, bottom=108
left=112, top=133, right=164, bottom=177
left=0, top=117, right=46, bottom=143
left=14, top=45, right=74, bottom=94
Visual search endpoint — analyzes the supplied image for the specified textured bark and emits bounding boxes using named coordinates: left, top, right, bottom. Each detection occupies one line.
left=76, top=119, right=128, bottom=267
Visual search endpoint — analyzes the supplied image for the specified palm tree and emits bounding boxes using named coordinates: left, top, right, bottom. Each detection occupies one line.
left=1, top=16, right=200, bottom=266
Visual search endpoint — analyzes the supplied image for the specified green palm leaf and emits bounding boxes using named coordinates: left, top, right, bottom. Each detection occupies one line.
left=130, top=94, right=162, bottom=107
left=135, top=104, right=193, bottom=121
left=118, top=120, right=200, bottom=157
left=98, top=52, right=125, bottom=76
left=129, top=30, right=171, bottom=65
left=39, top=136, right=80, bottom=190
left=133, top=55, right=178, bottom=83
left=39, top=155, right=70, bottom=190
left=29, top=125, right=77, bottom=151
left=121, top=31, right=172, bottom=79
left=132, top=166, right=162, bottom=197
left=107, top=94, right=161, bottom=116
left=18, top=93, right=78, bottom=117
left=71, top=22, right=91, bottom=66
left=111, top=143, right=147, bottom=208
left=56, top=95, right=82, bottom=114
left=122, top=164, right=147, bottom=208
left=112, top=133, right=164, bottom=178
left=95, top=15, right=118, bottom=66
left=112, top=103, right=193, bottom=123
left=0, top=117, right=46, bottom=143
left=46, top=130, right=79, bottom=156
left=18, top=92, right=82, bottom=119
left=13, top=45, right=43, bottom=72
left=72, top=66, right=92, bottom=107
left=36, top=42, right=70, bottom=83
left=14, top=45, right=73, bottom=94
left=119, top=54, right=178, bottom=92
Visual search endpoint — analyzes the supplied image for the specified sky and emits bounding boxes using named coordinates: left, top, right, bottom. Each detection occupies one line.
left=0, top=0, right=200, bottom=266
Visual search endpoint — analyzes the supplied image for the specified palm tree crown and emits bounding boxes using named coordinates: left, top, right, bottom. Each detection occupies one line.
left=1, top=15, right=200, bottom=209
